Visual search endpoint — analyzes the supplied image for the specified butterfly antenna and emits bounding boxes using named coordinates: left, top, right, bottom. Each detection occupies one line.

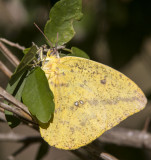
left=55, top=32, right=59, bottom=48
left=55, top=32, right=60, bottom=58
left=34, top=22, right=53, bottom=48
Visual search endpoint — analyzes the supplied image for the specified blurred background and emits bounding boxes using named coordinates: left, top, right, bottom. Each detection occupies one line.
left=0, top=0, right=151, bottom=159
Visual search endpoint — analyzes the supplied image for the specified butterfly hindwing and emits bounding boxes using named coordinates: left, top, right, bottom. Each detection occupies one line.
left=40, top=56, right=147, bottom=150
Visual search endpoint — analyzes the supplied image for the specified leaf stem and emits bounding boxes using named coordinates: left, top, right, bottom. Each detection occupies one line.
left=62, top=48, right=72, bottom=53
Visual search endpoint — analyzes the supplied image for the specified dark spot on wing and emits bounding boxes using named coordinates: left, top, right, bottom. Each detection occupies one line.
left=101, top=79, right=106, bottom=84
left=54, top=83, right=69, bottom=87
left=70, top=106, right=74, bottom=110
left=62, top=72, right=65, bottom=75
left=75, top=63, right=79, bottom=67
left=95, top=65, right=98, bottom=69
left=50, top=81, right=54, bottom=85
left=84, top=80, right=87, bottom=84
left=80, top=84, right=84, bottom=88
left=54, top=106, right=65, bottom=113
left=88, top=99, right=99, bottom=106
left=60, top=83, right=69, bottom=87
left=70, top=127, right=75, bottom=133
left=80, top=121, right=86, bottom=126
left=71, top=69, right=74, bottom=72
left=93, top=99, right=99, bottom=106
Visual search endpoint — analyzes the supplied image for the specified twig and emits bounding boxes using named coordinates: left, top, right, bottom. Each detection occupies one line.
left=0, top=106, right=4, bottom=113
left=83, top=141, right=103, bottom=160
left=1, top=126, right=151, bottom=150
left=99, top=127, right=151, bottom=149
left=0, top=111, right=6, bottom=122
left=142, top=117, right=150, bottom=132
left=0, top=42, right=20, bottom=67
left=100, top=152, right=118, bottom=160
left=0, top=102, right=36, bottom=125
left=0, top=87, right=38, bottom=126
left=0, top=87, right=31, bottom=117
left=7, top=155, right=15, bottom=160
left=0, top=38, right=25, bottom=51
left=1, top=127, right=151, bottom=150
left=0, top=61, right=12, bottom=78
left=0, top=110, right=37, bottom=130
left=1, top=127, right=151, bottom=160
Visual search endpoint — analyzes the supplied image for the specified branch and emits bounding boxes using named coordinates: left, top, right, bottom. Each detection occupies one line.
left=0, top=87, right=31, bottom=116
left=0, top=87, right=37, bottom=126
left=77, top=127, right=151, bottom=159
left=0, top=102, right=36, bottom=125
left=100, top=152, right=118, bottom=160
left=0, top=38, right=25, bottom=51
left=0, top=61, right=12, bottom=78
left=0, top=110, right=6, bottom=122
left=0, top=42, right=20, bottom=67
left=0, top=106, right=4, bottom=112
left=1, top=127, right=151, bottom=149
left=1, top=127, right=151, bottom=160
left=99, top=127, right=151, bottom=149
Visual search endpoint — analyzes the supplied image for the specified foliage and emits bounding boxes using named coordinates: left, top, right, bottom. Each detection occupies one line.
left=6, top=0, right=89, bottom=125
left=44, top=0, right=83, bottom=46
left=1, top=0, right=149, bottom=159
left=22, top=67, right=54, bottom=123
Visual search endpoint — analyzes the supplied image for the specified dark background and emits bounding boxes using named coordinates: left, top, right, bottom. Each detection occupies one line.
left=0, top=0, right=151, bottom=159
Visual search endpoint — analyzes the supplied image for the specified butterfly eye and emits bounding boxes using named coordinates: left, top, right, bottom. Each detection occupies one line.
left=74, top=101, right=79, bottom=106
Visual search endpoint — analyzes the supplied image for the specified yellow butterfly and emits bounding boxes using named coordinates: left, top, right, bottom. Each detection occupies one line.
left=39, top=54, right=147, bottom=150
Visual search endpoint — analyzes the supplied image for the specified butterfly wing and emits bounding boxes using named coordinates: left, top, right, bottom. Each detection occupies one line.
left=40, top=56, right=147, bottom=150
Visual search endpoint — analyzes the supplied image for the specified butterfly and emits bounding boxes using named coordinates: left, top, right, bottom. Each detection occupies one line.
left=39, top=54, right=147, bottom=150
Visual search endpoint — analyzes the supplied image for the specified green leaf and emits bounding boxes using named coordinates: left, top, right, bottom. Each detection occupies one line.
left=4, top=110, right=20, bottom=128
left=22, top=67, right=54, bottom=123
left=44, top=0, right=83, bottom=46
left=59, top=53, right=68, bottom=57
left=35, top=141, right=49, bottom=160
left=10, top=45, right=38, bottom=84
left=5, top=71, right=29, bottom=128
left=6, top=71, right=28, bottom=101
left=69, top=47, right=90, bottom=59
left=23, top=48, right=31, bottom=54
